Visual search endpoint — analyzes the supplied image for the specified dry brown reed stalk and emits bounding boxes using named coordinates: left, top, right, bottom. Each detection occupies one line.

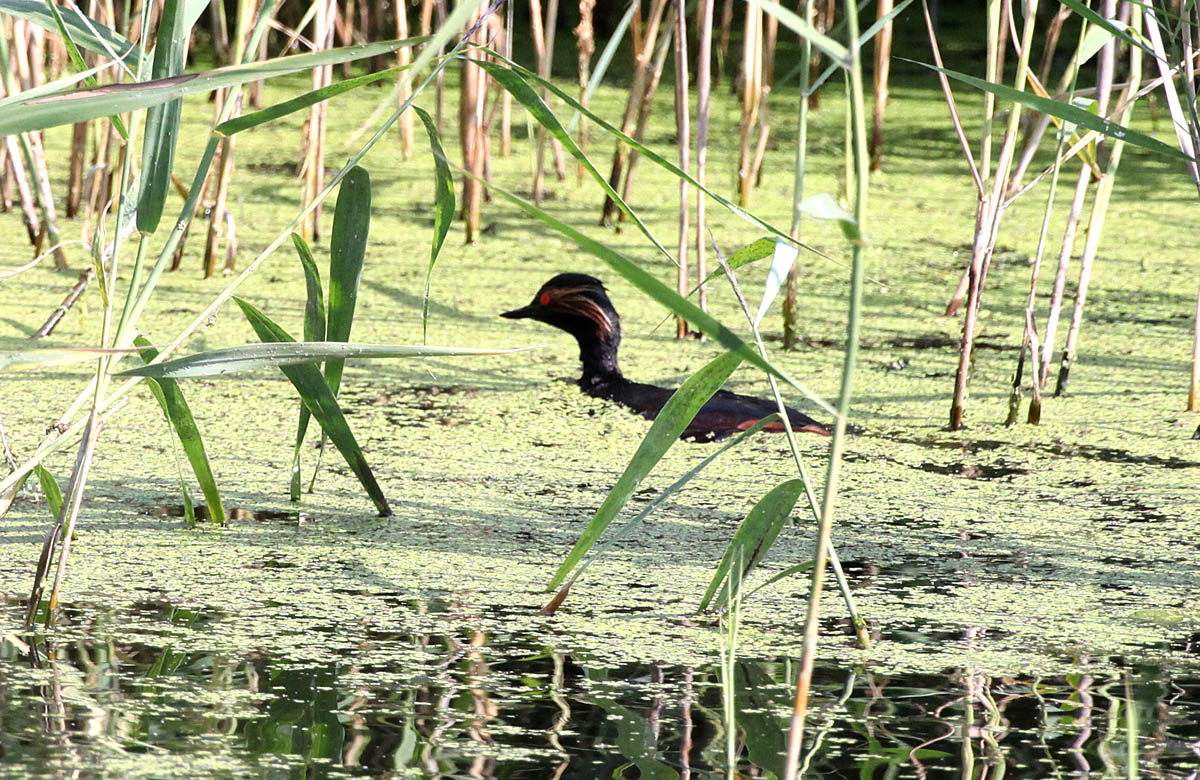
left=1036, top=165, right=1089, bottom=392
left=248, top=34, right=269, bottom=109
left=210, top=0, right=230, bottom=63
left=808, top=0, right=837, bottom=109
left=1055, top=0, right=1130, bottom=397
left=600, top=0, right=670, bottom=226
left=500, top=0, right=513, bottom=156
left=715, top=0, right=733, bottom=85
left=2, top=19, right=68, bottom=271
left=943, top=0, right=1039, bottom=430
left=736, top=3, right=763, bottom=206
left=66, top=120, right=89, bottom=219
left=300, top=0, right=334, bottom=243
left=4, top=136, right=39, bottom=244
left=870, top=0, right=895, bottom=171
left=32, top=269, right=94, bottom=339
left=396, top=0, right=415, bottom=160
left=747, top=13, right=777, bottom=189
left=67, top=0, right=99, bottom=226
left=530, top=0, right=567, bottom=205
left=694, top=0, right=714, bottom=316
left=574, top=0, right=596, bottom=179
left=672, top=0, right=690, bottom=339
left=616, top=5, right=674, bottom=222
left=204, top=0, right=257, bottom=277
left=1037, top=5, right=1072, bottom=86
left=0, top=142, right=11, bottom=211
left=460, top=5, right=489, bottom=243
left=336, top=0, right=354, bottom=78
left=1191, top=285, right=1200, bottom=413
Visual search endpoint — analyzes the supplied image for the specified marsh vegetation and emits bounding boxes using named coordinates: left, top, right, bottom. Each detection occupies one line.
left=1, top=1, right=1199, bottom=777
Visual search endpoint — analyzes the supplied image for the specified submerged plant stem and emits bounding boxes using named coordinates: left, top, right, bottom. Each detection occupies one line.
left=784, top=0, right=870, bottom=771
left=715, top=252, right=864, bottom=642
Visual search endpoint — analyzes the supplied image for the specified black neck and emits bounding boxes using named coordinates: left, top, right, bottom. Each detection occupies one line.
left=577, top=332, right=622, bottom=384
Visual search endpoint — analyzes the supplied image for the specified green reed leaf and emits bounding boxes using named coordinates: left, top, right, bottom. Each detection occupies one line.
left=136, top=336, right=226, bottom=524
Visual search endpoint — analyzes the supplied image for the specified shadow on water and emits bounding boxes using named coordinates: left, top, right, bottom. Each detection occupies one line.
left=2, top=598, right=1200, bottom=779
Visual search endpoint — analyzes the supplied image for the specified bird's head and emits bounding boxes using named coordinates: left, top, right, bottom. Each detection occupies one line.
left=501, top=273, right=620, bottom=345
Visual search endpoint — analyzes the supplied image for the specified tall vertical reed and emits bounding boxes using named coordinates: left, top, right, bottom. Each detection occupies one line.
left=672, top=0, right=690, bottom=339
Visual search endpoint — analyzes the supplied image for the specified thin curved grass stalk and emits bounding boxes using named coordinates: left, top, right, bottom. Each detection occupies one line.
left=1057, top=0, right=1137, bottom=397
left=783, top=0, right=818, bottom=351
left=394, top=1, right=413, bottom=160
left=716, top=251, right=865, bottom=644
left=31, top=78, right=142, bottom=623
left=784, top=0, right=869, bottom=771
left=672, top=0, right=689, bottom=339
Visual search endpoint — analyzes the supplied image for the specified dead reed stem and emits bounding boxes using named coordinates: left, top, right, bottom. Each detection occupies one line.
left=32, top=269, right=94, bottom=339
left=396, top=0, right=414, bottom=160
left=694, top=0, right=714, bottom=315
left=600, top=0, right=670, bottom=226
left=0, top=141, right=11, bottom=211
left=949, top=0, right=1039, bottom=430
left=870, top=0, right=895, bottom=171
left=1039, top=165, right=1089, bottom=388
left=0, top=21, right=68, bottom=270
left=617, top=6, right=674, bottom=222
left=715, top=0, right=733, bottom=85
left=1191, top=285, right=1200, bottom=412
left=672, top=0, right=690, bottom=339
left=500, top=0, right=513, bottom=156
left=67, top=122, right=89, bottom=219
left=4, top=136, right=39, bottom=245
left=300, top=0, right=334, bottom=242
left=1055, top=0, right=1123, bottom=397
left=461, top=6, right=488, bottom=243
left=785, top=0, right=819, bottom=351
left=737, top=3, right=763, bottom=206
left=574, top=0, right=596, bottom=180
left=748, top=14, right=777, bottom=189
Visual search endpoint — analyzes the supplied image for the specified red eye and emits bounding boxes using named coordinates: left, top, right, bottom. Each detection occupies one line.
left=539, top=292, right=551, bottom=305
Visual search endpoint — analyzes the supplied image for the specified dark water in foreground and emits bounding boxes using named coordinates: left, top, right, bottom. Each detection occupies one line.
left=2, top=599, right=1199, bottom=779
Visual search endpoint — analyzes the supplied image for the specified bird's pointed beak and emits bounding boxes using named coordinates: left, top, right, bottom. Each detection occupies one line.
left=501, top=304, right=536, bottom=320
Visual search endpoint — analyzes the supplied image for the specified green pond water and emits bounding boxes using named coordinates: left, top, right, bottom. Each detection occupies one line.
left=2, top=24, right=1200, bottom=777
